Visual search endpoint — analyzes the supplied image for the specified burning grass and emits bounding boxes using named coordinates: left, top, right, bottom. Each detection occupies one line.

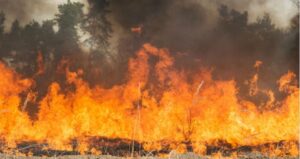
left=0, top=139, right=298, bottom=158
left=0, top=44, right=299, bottom=158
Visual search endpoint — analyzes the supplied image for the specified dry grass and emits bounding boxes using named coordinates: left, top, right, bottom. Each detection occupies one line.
left=0, top=152, right=298, bottom=159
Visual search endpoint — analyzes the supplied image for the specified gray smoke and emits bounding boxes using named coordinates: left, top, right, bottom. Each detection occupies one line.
left=0, top=0, right=297, bottom=29
left=0, top=0, right=88, bottom=31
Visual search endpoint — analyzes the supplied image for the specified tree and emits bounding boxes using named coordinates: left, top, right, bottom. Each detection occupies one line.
left=23, top=20, right=41, bottom=49
left=286, top=14, right=299, bottom=75
left=218, top=5, right=248, bottom=35
left=255, top=14, right=274, bottom=31
left=81, top=0, right=113, bottom=86
left=40, top=20, right=56, bottom=53
left=7, top=20, right=23, bottom=52
left=83, top=0, right=112, bottom=52
left=0, top=11, right=5, bottom=38
left=55, top=0, right=84, bottom=54
left=0, top=11, right=5, bottom=52
left=10, top=20, right=22, bottom=38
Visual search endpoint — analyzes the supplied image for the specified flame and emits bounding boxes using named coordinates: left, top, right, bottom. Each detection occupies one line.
left=35, top=51, right=45, bottom=76
left=0, top=44, right=299, bottom=156
left=131, top=26, right=142, bottom=34
left=246, top=60, right=262, bottom=96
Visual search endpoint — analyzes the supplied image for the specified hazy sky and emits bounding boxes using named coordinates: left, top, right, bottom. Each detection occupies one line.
left=0, top=0, right=298, bottom=30
left=213, top=0, right=298, bottom=28
left=0, top=0, right=88, bottom=31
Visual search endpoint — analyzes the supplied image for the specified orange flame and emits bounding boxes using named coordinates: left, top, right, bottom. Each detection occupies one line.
left=0, top=44, right=298, bottom=156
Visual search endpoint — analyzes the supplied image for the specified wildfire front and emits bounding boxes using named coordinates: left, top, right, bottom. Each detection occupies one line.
left=0, top=0, right=299, bottom=158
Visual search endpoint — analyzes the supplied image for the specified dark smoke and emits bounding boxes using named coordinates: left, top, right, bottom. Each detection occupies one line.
left=88, top=0, right=299, bottom=104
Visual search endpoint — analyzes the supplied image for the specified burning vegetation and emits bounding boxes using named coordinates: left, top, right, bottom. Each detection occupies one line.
left=0, top=44, right=298, bottom=158
left=0, top=0, right=299, bottom=158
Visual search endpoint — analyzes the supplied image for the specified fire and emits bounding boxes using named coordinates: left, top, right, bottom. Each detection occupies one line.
left=131, top=26, right=142, bottom=34
left=35, top=51, right=45, bottom=76
left=0, top=44, right=299, bottom=156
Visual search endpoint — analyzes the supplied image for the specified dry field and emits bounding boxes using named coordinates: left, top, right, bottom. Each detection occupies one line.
left=0, top=152, right=298, bottom=159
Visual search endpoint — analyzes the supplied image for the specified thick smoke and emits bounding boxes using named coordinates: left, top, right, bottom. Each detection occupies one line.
left=101, top=1, right=298, bottom=70
left=89, top=0, right=299, bottom=104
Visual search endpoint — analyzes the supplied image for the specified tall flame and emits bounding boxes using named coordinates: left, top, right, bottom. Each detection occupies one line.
left=0, top=44, right=298, bottom=156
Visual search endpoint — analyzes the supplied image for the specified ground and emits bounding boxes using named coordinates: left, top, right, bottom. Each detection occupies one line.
left=0, top=153, right=298, bottom=159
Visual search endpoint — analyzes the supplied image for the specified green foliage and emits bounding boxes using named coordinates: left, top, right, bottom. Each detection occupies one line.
left=55, top=0, right=84, bottom=52
left=56, top=1, right=84, bottom=33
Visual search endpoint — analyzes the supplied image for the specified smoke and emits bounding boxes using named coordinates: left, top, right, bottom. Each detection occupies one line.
left=0, top=0, right=88, bottom=31
left=104, top=0, right=298, bottom=57
left=89, top=0, right=298, bottom=104
left=107, top=0, right=298, bottom=33
left=0, top=0, right=296, bottom=30
left=209, top=0, right=298, bottom=28
left=103, top=0, right=298, bottom=64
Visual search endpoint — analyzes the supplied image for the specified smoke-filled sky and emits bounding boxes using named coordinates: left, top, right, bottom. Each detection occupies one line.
left=211, top=0, right=298, bottom=28
left=0, top=0, right=298, bottom=30
left=0, top=0, right=88, bottom=30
